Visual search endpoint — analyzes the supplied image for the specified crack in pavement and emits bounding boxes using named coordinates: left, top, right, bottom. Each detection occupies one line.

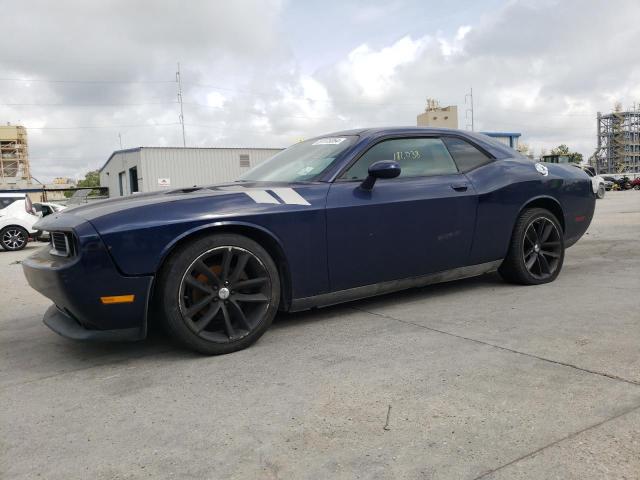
left=351, top=306, right=640, bottom=387
left=0, top=347, right=177, bottom=392
left=471, top=402, right=640, bottom=479
left=351, top=306, right=640, bottom=479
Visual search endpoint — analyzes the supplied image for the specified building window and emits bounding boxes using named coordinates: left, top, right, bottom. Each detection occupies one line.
left=118, top=171, right=125, bottom=196
left=129, top=167, right=139, bottom=193
left=239, top=154, right=250, bottom=168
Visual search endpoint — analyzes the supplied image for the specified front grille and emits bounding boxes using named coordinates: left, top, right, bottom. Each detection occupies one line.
left=50, top=231, right=73, bottom=257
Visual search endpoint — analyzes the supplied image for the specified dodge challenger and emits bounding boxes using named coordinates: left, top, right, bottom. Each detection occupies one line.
left=23, top=127, right=596, bottom=354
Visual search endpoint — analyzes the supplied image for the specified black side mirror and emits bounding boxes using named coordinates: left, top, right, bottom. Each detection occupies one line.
left=360, top=160, right=401, bottom=190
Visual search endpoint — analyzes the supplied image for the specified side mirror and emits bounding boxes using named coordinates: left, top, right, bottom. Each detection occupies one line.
left=360, top=160, right=401, bottom=190
left=24, top=195, right=36, bottom=215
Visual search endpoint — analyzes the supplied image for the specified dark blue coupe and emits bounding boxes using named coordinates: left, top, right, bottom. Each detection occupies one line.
left=23, top=127, right=596, bottom=354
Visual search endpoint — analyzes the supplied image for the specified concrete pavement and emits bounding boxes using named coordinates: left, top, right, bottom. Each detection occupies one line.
left=1, top=192, right=639, bottom=479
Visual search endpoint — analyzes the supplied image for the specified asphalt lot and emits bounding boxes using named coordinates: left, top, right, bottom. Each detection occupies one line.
left=1, top=192, right=639, bottom=479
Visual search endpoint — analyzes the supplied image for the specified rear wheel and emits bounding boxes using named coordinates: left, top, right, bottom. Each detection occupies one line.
left=0, top=226, right=29, bottom=251
left=157, top=233, right=280, bottom=354
left=499, top=208, right=564, bottom=285
left=596, top=185, right=605, bottom=199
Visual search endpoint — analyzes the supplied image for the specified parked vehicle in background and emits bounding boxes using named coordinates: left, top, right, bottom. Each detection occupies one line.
left=32, top=203, right=67, bottom=241
left=601, top=176, right=617, bottom=190
left=0, top=196, right=66, bottom=251
left=0, top=192, right=27, bottom=209
left=631, top=177, right=640, bottom=190
left=0, top=194, right=36, bottom=251
left=612, top=176, right=633, bottom=190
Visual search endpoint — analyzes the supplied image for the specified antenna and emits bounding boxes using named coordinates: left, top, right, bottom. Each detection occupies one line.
left=465, top=87, right=475, bottom=131
left=118, top=132, right=123, bottom=149
left=176, top=62, right=186, bottom=147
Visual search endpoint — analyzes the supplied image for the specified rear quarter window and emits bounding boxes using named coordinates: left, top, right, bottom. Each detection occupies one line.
left=443, top=137, right=493, bottom=173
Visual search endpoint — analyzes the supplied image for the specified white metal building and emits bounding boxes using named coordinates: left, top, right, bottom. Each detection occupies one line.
left=480, top=132, right=521, bottom=150
left=99, top=147, right=283, bottom=197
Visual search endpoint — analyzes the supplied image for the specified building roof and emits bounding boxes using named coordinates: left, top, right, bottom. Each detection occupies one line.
left=99, top=146, right=285, bottom=173
left=480, top=131, right=522, bottom=138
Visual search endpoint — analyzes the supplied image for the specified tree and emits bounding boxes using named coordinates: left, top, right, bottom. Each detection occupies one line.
left=551, top=144, right=583, bottom=164
left=65, top=170, right=100, bottom=197
left=77, top=170, right=100, bottom=188
left=516, top=142, right=530, bottom=155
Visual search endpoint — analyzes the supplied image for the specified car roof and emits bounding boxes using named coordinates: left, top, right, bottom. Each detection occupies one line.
left=0, top=192, right=26, bottom=198
left=315, top=126, right=521, bottom=159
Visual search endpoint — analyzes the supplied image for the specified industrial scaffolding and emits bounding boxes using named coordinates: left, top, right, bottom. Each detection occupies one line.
left=0, top=125, right=31, bottom=185
left=591, top=108, right=640, bottom=174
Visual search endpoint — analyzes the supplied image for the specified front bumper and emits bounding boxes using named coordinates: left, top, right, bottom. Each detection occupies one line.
left=43, top=305, right=144, bottom=341
left=22, top=218, right=153, bottom=341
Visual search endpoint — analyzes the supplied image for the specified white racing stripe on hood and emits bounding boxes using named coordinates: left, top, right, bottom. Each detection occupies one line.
left=270, top=188, right=311, bottom=206
left=244, top=190, right=280, bottom=204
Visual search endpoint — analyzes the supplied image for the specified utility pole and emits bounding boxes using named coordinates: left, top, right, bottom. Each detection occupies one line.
left=176, top=62, right=186, bottom=147
left=465, top=87, right=475, bottom=131
left=118, top=132, right=123, bottom=149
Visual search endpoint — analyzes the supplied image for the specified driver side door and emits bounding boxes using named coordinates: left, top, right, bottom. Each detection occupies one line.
left=325, top=136, right=478, bottom=291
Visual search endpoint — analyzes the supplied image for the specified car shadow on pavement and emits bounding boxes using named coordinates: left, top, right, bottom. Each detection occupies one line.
left=272, top=271, right=508, bottom=330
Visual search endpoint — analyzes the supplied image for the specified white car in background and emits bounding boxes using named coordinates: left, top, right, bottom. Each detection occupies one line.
left=0, top=193, right=65, bottom=251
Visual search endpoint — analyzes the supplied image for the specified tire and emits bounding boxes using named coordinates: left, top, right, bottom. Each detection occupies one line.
left=498, top=208, right=565, bottom=285
left=596, top=185, right=605, bottom=199
left=156, top=233, right=280, bottom=355
left=0, top=226, right=29, bottom=251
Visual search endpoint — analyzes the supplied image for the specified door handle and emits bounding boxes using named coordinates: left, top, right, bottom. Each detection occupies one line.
left=450, top=183, right=468, bottom=192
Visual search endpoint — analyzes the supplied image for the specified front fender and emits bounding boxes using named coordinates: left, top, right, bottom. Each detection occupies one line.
left=156, top=220, right=288, bottom=269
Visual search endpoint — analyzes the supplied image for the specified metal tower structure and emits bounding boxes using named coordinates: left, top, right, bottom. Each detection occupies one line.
left=591, top=107, right=640, bottom=174
left=0, top=124, right=31, bottom=186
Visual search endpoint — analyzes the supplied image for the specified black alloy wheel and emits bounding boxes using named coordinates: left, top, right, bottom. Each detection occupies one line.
left=157, top=233, right=280, bottom=355
left=499, top=208, right=565, bottom=285
left=179, top=246, right=271, bottom=343
left=522, top=217, right=562, bottom=280
left=0, top=226, right=29, bottom=251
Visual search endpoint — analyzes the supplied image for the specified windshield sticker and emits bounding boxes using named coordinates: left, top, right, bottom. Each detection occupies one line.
left=393, top=150, right=421, bottom=161
left=297, top=166, right=315, bottom=175
left=312, top=137, right=346, bottom=145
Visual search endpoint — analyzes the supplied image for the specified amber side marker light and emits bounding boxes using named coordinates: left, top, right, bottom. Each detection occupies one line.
left=100, top=295, right=135, bottom=304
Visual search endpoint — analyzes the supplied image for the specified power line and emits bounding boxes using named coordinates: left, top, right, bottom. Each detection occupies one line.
left=0, top=99, right=599, bottom=121
left=0, top=101, right=177, bottom=106
left=23, top=123, right=179, bottom=130
left=0, top=77, right=175, bottom=84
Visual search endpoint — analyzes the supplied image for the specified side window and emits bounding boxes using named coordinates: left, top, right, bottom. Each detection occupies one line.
left=442, top=137, right=492, bottom=172
left=341, top=138, right=458, bottom=180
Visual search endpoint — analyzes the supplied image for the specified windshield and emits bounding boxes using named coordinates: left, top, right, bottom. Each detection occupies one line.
left=239, top=135, right=358, bottom=182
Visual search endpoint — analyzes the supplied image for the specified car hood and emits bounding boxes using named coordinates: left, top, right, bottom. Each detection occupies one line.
left=35, top=181, right=323, bottom=230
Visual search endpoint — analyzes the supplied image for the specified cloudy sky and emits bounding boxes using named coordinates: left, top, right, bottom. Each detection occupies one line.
left=1, top=0, right=639, bottom=182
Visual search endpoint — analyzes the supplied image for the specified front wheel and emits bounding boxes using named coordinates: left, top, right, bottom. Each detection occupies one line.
left=596, top=185, right=605, bottom=199
left=0, top=226, right=29, bottom=251
left=156, top=233, right=280, bottom=355
left=499, top=208, right=565, bottom=285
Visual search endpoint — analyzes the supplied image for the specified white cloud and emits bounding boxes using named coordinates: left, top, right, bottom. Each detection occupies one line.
left=333, top=36, right=425, bottom=98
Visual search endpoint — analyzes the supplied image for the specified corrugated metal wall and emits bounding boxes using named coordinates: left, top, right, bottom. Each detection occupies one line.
left=140, top=147, right=281, bottom=192
left=100, top=147, right=282, bottom=196
left=99, top=150, right=142, bottom=196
